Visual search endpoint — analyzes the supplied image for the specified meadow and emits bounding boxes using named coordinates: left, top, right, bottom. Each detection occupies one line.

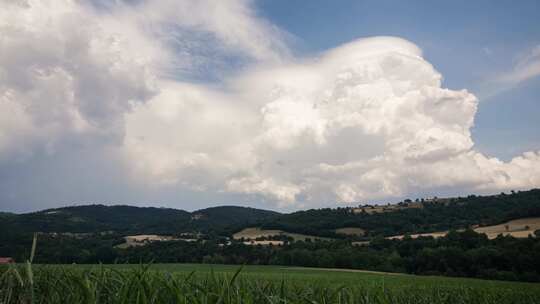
left=2, top=263, right=540, bottom=304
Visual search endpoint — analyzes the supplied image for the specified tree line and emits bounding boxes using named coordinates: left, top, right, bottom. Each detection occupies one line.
left=2, top=229, right=540, bottom=282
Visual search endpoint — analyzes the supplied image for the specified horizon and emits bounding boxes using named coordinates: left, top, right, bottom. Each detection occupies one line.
left=1, top=0, right=540, bottom=213
left=4, top=188, right=536, bottom=215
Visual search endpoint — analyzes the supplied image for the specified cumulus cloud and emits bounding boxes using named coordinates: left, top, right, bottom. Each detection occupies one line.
left=0, top=0, right=158, bottom=161
left=136, top=0, right=290, bottom=63
left=123, top=36, right=540, bottom=206
left=0, top=0, right=286, bottom=161
left=1, top=0, right=539, bottom=210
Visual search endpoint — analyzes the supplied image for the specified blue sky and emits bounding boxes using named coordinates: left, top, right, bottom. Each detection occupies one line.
left=256, top=0, right=540, bottom=160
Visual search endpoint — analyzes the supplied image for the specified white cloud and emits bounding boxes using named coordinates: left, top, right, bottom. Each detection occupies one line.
left=123, top=36, right=540, bottom=206
left=0, top=0, right=286, bottom=160
left=498, top=45, right=540, bottom=85
left=1, top=0, right=539, bottom=210
left=123, top=81, right=259, bottom=188
left=0, top=0, right=158, bottom=160
left=136, top=0, right=290, bottom=63
left=480, top=44, right=540, bottom=100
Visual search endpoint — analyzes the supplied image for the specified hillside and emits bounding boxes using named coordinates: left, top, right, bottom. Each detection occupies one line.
left=1, top=205, right=191, bottom=235
left=2, top=190, right=540, bottom=281
left=0, top=212, right=14, bottom=218
left=0, top=205, right=280, bottom=236
left=258, top=189, right=540, bottom=238
left=1, top=189, right=539, bottom=239
left=190, top=206, right=280, bottom=234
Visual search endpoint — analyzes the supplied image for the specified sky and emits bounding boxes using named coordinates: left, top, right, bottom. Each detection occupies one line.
left=0, top=0, right=539, bottom=213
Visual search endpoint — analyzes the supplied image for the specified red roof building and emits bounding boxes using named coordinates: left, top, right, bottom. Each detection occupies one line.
left=0, top=257, right=15, bottom=264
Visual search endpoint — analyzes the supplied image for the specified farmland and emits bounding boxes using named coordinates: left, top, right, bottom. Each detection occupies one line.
left=2, top=263, right=540, bottom=304
left=387, top=217, right=540, bottom=240
left=475, top=217, right=540, bottom=239
left=233, top=227, right=330, bottom=242
left=335, top=227, right=366, bottom=236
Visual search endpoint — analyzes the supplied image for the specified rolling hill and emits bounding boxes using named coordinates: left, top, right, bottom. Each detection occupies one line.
left=1, top=189, right=539, bottom=239
left=1, top=190, right=540, bottom=282
left=190, top=206, right=280, bottom=234
left=258, top=189, right=540, bottom=238
left=0, top=205, right=280, bottom=236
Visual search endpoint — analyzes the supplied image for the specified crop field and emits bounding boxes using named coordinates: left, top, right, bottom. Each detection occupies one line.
left=233, top=227, right=329, bottom=241
left=386, top=231, right=448, bottom=240
left=474, top=217, right=540, bottom=239
left=387, top=217, right=540, bottom=240
left=2, top=263, right=540, bottom=304
left=335, top=227, right=366, bottom=236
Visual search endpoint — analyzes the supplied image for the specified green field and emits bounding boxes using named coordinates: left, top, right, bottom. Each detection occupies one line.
left=2, top=263, right=540, bottom=304
left=73, top=263, right=540, bottom=289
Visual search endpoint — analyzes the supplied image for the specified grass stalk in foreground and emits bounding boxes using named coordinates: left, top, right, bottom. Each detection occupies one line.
left=1, top=263, right=540, bottom=304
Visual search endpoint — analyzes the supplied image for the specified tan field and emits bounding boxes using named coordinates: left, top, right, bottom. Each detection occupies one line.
left=351, top=241, right=370, bottom=246
left=243, top=240, right=284, bottom=246
left=125, top=234, right=177, bottom=243
left=233, top=228, right=283, bottom=239
left=386, top=231, right=448, bottom=240
left=116, top=234, right=178, bottom=248
left=474, top=217, right=540, bottom=239
left=233, top=227, right=330, bottom=242
left=386, top=217, right=540, bottom=240
left=335, top=227, right=366, bottom=236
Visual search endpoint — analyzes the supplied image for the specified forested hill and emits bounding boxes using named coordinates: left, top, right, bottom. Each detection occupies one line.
left=0, top=212, right=15, bottom=218
left=1, top=189, right=539, bottom=237
left=259, top=189, right=540, bottom=237
left=0, top=205, right=280, bottom=235
left=190, top=206, right=281, bottom=235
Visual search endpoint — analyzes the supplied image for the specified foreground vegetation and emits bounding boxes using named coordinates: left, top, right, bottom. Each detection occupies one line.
left=2, top=263, right=540, bottom=304
left=3, top=229, right=539, bottom=282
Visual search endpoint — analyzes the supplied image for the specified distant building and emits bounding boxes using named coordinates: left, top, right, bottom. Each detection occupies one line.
left=191, top=213, right=204, bottom=220
left=0, top=257, right=15, bottom=264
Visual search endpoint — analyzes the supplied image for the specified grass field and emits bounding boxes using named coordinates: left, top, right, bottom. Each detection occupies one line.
left=2, top=263, right=540, bottom=303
